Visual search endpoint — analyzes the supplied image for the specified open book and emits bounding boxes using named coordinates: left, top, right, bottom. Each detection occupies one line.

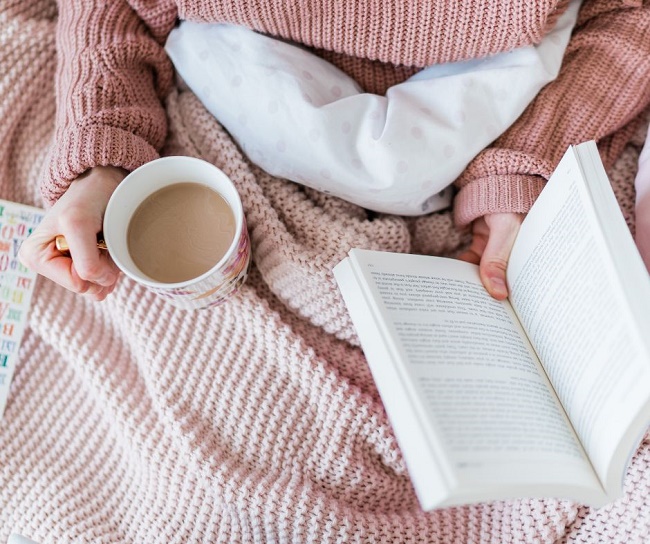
left=333, top=141, right=650, bottom=510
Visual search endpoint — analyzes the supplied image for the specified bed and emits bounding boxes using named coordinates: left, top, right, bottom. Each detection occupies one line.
left=1, top=2, right=649, bottom=542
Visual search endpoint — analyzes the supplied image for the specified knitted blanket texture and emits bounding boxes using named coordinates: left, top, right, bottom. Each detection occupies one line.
left=1, top=2, right=650, bottom=543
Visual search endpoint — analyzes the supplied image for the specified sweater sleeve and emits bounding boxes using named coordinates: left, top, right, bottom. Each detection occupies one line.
left=42, top=0, right=177, bottom=206
left=454, top=0, right=650, bottom=226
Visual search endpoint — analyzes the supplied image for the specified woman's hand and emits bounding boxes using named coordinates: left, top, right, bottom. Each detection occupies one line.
left=19, top=166, right=126, bottom=301
left=458, top=212, right=524, bottom=300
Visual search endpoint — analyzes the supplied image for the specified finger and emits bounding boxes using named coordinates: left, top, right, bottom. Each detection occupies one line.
left=19, top=232, right=94, bottom=294
left=457, top=246, right=482, bottom=265
left=51, top=252, right=102, bottom=294
left=457, top=218, right=488, bottom=265
left=36, top=255, right=96, bottom=295
left=479, top=214, right=523, bottom=300
left=22, top=236, right=116, bottom=297
left=63, top=227, right=118, bottom=287
left=69, top=260, right=120, bottom=295
left=81, top=281, right=115, bottom=302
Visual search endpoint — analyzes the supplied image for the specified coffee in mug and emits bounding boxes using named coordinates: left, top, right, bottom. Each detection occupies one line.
left=127, top=182, right=236, bottom=283
left=103, top=156, right=251, bottom=310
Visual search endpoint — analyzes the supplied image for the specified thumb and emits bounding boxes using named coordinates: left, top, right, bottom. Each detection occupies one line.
left=479, top=213, right=523, bottom=300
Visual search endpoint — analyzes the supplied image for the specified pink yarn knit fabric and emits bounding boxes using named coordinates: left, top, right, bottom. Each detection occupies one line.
left=2, top=1, right=650, bottom=543
left=42, top=0, right=650, bottom=227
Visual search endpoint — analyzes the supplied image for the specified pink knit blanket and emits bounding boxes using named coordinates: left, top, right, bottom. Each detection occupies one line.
left=1, top=2, right=649, bottom=542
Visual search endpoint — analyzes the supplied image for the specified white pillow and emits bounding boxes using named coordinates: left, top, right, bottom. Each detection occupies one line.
left=166, top=0, right=579, bottom=215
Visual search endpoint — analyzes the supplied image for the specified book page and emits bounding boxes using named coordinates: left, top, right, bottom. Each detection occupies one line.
left=0, top=201, right=44, bottom=418
left=334, top=257, right=453, bottom=509
left=343, top=249, right=599, bottom=502
left=507, top=143, right=650, bottom=494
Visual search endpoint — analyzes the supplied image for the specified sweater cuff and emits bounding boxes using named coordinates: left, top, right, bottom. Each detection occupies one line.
left=453, top=174, right=547, bottom=227
left=41, top=124, right=161, bottom=206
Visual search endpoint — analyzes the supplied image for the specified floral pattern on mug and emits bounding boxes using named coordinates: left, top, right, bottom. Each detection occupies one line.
left=151, top=223, right=251, bottom=309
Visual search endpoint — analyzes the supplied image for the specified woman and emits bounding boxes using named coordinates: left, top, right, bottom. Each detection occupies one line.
left=18, top=0, right=650, bottom=300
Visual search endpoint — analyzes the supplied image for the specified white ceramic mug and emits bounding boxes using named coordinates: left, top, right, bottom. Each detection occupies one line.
left=103, top=156, right=250, bottom=310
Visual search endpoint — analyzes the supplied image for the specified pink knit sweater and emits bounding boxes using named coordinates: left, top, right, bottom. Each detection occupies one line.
left=46, top=0, right=650, bottom=226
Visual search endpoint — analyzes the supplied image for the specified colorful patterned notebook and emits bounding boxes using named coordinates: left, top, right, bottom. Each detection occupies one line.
left=0, top=200, right=44, bottom=418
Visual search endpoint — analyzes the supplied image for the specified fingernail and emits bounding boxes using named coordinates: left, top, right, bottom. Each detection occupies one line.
left=489, top=277, right=508, bottom=298
left=97, top=274, right=116, bottom=287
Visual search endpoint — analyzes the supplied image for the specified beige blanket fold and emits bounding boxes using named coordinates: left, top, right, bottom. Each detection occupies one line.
left=1, top=2, right=649, bottom=543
